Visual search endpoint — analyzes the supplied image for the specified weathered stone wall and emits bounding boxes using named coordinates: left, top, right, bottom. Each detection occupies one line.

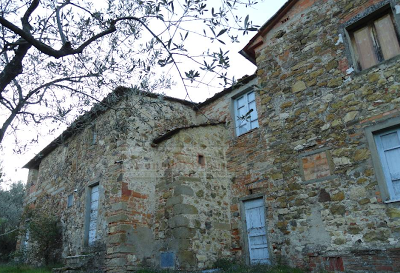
left=102, top=94, right=198, bottom=272
left=23, top=91, right=198, bottom=271
left=220, top=0, right=400, bottom=270
left=154, top=125, right=231, bottom=270
left=22, top=0, right=400, bottom=271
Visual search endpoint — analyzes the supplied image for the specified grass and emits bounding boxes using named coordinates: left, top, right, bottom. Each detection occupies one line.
left=0, top=264, right=305, bottom=273
left=135, top=264, right=305, bottom=273
left=0, top=264, right=53, bottom=273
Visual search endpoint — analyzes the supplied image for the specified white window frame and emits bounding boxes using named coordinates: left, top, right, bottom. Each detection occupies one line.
left=374, top=128, right=400, bottom=201
left=234, top=91, right=259, bottom=136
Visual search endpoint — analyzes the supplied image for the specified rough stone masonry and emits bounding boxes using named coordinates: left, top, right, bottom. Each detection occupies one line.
left=21, top=0, right=400, bottom=272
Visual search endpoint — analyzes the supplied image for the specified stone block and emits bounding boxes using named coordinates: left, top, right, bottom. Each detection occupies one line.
left=166, top=196, right=183, bottom=208
left=172, top=227, right=195, bottom=239
left=111, top=202, right=127, bottom=211
left=331, top=192, right=345, bottom=201
left=387, top=208, right=400, bottom=218
left=113, top=245, right=136, bottom=253
left=107, top=214, right=128, bottom=224
left=173, top=204, right=198, bottom=215
left=213, top=222, right=230, bottom=230
left=292, top=81, right=307, bottom=93
left=107, top=257, right=127, bottom=267
left=169, top=215, right=190, bottom=228
left=174, top=185, right=194, bottom=196
left=108, top=233, right=127, bottom=244
left=330, top=205, right=346, bottom=215
left=178, top=250, right=196, bottom=267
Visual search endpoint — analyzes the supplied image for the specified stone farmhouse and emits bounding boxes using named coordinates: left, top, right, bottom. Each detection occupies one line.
left=21, top=0, right=400, bottom=271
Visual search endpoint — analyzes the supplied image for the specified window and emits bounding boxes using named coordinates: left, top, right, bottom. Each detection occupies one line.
left=85, top=184, right=99, bottom=246
left=67, top=194, right=74, bottom=207
left=347, top=7, right=400, bottom=70
left=198, top=154, right=205, bottom=166
left=234, top=91, right=259, bottom=136
left=91, top=125, right=97, bottom=145
left=374, top=128, right=400, bottom=200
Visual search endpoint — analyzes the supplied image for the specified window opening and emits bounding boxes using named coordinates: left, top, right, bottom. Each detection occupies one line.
left=234, top=91, right=259, bottom=136
left=347, top=7, right=400, bottom=70
left=198, top=154, right=205, bottom=166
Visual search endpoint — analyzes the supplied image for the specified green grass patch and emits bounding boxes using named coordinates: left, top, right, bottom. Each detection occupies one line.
left=0, top=264, right=305, bottom=273
left=134, top=264, right=305, bottom=273
left=0, top=265, right=52, bottom=273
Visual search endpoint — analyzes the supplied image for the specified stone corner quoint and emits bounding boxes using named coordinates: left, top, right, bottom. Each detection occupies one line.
left=19, top=0, right=400, bottom=272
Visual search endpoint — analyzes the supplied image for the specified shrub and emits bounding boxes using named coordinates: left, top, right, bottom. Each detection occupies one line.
left=22, top=207, right=62, bottom=266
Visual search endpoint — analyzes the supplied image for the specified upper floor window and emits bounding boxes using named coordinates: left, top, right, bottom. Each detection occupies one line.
left=67, top=194, right=74, bottom=208
left=374, top=128, right=400, bottom=201
left=347, top=7, right=400, bottom=70
left=234, top=91, right=259, bottom=136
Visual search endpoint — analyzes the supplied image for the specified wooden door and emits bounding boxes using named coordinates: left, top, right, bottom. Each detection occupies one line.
left=88, top=185, right=99, bottom=245
left=244, top=198, right=270, bottom=265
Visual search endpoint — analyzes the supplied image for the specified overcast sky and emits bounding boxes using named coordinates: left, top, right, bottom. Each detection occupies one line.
left=0, top=0, right=287, bottom=188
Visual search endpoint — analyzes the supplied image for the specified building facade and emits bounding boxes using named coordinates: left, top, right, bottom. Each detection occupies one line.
left=22, top=0, right=400, bottom=272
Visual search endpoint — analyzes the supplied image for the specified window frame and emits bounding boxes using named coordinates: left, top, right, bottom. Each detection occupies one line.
left=343, top=1, right=400, bottom=72
left=233, top=90, right=259, bottom=136
left=365, top=116, right=400, bottom=203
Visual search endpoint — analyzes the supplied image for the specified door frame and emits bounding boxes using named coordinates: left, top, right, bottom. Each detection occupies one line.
left=239, top=193, right=271, bottom=265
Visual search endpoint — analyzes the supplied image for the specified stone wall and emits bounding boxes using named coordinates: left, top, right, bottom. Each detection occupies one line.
left=23, top=91, right=198, bottom=271
left=153, top=125, right=231, bottom=270
left=219, top=0, right=400, bottom=270
left=21, top=0, right=400, bottom=271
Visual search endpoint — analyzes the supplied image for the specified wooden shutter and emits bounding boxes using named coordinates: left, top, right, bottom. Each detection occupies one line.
left=235, top=91, right=259, bottom=136
left=236, top=95, right=248, bottom=135
left=374, top=14, right=400, bottom=60
left=247, top=92, right=259, bottom=130
left=353, top=26, right=378, bottom=69
left=375, top=130, right=400, bottom=200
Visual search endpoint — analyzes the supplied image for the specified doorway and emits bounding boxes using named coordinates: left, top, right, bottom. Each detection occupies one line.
left=243, top=198, right=270, bottom=265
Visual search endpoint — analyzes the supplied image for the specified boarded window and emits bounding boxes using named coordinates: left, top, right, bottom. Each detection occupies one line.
left=348, top=9, right=400, bottom=70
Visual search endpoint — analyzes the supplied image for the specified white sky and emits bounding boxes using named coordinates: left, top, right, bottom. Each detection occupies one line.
left=0, top=0, right=287, bottom=188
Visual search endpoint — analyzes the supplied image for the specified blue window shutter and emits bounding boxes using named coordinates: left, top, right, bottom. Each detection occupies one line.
left=235, top=91, right=259, bottom=136
left=375, top=129, right=400, bottom=200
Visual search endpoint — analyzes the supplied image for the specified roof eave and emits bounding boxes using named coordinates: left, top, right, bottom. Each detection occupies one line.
left=241, top=0, right=298, bottom=63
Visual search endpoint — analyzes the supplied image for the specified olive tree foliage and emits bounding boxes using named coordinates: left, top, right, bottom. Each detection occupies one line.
left=0, top=176, right=25, bottom=261
left=0, top=0, right=259, bottom=148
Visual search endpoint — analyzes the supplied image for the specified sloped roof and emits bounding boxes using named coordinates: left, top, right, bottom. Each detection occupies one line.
left=241, top=0, right=297, bottom=64
left=151, top=122, right=226, bottom=146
